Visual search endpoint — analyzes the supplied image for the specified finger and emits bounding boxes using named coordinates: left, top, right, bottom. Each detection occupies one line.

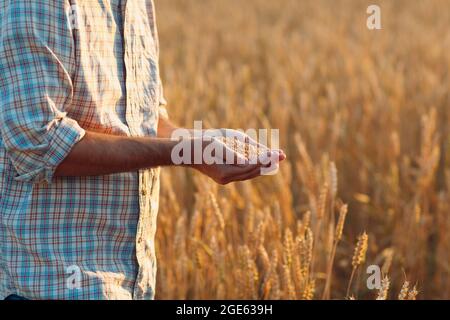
left=260, top=150, right=286, bottom=166
left=223, top=165, right=263, bottom=184
left=267, top=150, right=281, bottom=166
left=227, top=162, right=262, bottom=175
left=217, top=162, right=263, bottom=184
left=253, top=150, right=279, bottom=167
left=260, top=162, right=280, bottom=176
left=272, top=149, right=286, bottom=160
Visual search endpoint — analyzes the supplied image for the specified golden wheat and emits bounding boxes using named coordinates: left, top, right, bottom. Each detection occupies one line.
left=376, top=276, right=390, bottom=300
left=352, top=232, right=369, bottom=269
left=398, top=281, right=410, bottom=300
left=154, top=0, right=449, bottom=300
left=346, top=232, right=369, bottom=298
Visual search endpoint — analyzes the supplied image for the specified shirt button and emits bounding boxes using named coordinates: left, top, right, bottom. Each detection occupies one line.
left=141, top=188, right=147, bottom=196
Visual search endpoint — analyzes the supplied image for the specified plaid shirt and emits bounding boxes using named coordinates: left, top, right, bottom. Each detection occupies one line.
left=0, top=0, right=168, bottom=299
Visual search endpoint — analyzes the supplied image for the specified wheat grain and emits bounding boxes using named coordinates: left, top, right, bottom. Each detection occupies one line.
left=398, top=280, right=410, bottom=300
left=352, top=232, right=368, bottom=268
left=347, top=232, right=369, bottom=298
left=302, top=279, right=316, bottom=300
left=335, top=204, right=348, bottom=242
left=217, top=136, right=268, bottom=160
left=282, top=264, right=296, bottom=300
left=408, top=286, right=419, bottom=300
left=283, top=229, right=294, bottom=267
left=376, top=276, right=390, bottom=300
left=209, top=192, right=225, bottom=230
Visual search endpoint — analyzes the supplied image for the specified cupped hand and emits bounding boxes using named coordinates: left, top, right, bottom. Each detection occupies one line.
left=189, top=136, right=286, bottom=185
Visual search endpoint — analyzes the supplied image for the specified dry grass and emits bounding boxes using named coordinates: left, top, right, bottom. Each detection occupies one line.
left=154, top=0, right=450, bottom=299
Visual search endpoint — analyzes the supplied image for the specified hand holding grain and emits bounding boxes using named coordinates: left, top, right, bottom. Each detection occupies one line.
left=190, top=135, right=286, bottom=185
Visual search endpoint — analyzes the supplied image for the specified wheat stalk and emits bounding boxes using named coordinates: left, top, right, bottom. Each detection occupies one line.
left=408, top=286, right=419, bottom=300
left=323, top=204, right=348, bottom=299
left=376, top=276, right=390, bottom=300
left=398, top=280, right=410, bottom=300
left=346, top=232, right=368, bottom=298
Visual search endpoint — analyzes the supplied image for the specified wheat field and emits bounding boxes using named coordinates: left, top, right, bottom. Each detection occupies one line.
left=154, top=0, right=450, bottom=300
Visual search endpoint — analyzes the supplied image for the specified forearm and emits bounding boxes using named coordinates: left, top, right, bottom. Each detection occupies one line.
left=55, top=130, right=178, bottom=177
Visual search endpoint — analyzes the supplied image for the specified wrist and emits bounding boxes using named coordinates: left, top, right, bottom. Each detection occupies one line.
left=165, top=136, right=206, bottom=168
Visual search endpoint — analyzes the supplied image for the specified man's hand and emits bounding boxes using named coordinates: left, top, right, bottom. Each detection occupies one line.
left=192, top=161, right=264, bottom=185
left=187, top=137, right=285, bottom=185
left=158, top=117, right=286, bottom=183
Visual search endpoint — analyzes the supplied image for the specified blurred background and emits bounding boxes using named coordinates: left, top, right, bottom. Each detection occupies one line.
left=154, top=0, right=449, bottom=299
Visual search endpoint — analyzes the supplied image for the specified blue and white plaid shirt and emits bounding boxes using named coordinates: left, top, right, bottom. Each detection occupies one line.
left=0, top=0, right=167, bottom=299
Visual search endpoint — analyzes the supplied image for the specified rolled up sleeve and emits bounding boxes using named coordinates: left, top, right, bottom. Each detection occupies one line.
left=0, top=1, right=85, bottom=184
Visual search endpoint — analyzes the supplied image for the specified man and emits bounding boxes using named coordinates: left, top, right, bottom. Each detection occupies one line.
left=0, top=0, right=285, bottom=300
